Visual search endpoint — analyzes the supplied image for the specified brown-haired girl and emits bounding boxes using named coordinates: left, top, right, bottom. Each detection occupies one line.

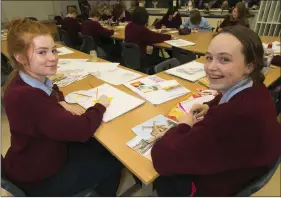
left=2, top=19, right=122, bottom=196
left=151, top=25, right=281, bottom=196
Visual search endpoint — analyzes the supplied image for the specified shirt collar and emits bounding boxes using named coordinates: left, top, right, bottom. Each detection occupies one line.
left=219, top=77, right=253, bottom=104
left=19, top=71, right=53, bottom=96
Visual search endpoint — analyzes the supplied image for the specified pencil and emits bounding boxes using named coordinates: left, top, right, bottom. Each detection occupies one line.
left=74, top=93, right=92, bottom=98
left=96, top=88, right=99, bottom=100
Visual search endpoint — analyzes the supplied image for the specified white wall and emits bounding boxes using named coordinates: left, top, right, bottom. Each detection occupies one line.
left=1, top=1, right=81, bottom=22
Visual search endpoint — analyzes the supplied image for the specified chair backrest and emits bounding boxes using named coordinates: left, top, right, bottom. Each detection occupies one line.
left=235, top=155, right=281, bottom=196
left=58, top=28, right=72, bottom=47
left=79, top=33, right=97, bottom=54
left=121, top=42, right=141, bottom=70
left=172, top=47, right=197, bottom=64
left=154, top=58, right=180, bottom=73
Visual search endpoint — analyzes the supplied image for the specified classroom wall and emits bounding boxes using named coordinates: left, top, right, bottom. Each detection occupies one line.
left=1, top=1, right=80, bottom=22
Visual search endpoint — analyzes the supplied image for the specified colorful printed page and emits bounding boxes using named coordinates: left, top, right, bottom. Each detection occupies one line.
left=167, top=94, right=216, bottom=121
left=65, top=83, right=145, bottom=122
left=165, top=61, right=206, bottom=82
left=127, top=115, right=178, bottom=160
left=124, top=76, right=191, bottom=105
left=164, top=39, right=196, bottom=47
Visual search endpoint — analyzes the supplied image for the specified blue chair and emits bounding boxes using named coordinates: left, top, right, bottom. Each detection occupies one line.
left=154, top=58, right=180, bottom=73
left=235, top=155, right=281, bottom=196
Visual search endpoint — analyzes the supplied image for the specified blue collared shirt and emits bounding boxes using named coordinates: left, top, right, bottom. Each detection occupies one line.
left=219, top=77, right=253, bottom=104
left=19, top=71, right=53, bottom=96
left=183, top=17, right=212, bottom=31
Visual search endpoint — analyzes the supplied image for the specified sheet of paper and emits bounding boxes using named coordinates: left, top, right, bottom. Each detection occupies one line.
left=180, top=95, right=215, bottom=113
left=165, top=61, right=206, bottom=82
left=65, top=83, right=145, bottom=122
left=91, top=67, right=142, bottom=85
left=56, top=47, right=74, bottom=56
left=164, top=39, right=196, bottom=47
left=124, top=76, right=191, bottom=105
left=58, top=58, right=88, bottom=66
left=127, top=114, right=178, bottom=160
left=263, top=41, right=280, bottom=54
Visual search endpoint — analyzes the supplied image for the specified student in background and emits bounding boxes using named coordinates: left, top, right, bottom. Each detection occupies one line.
left=155, top=6, right=182, bottom=29
left=2, top=19, right=122, bottom=197
left=81, top=9, right=120, bottom=61
left=217, top=2, right=249, bottom=32
left=125, top=7, right=172, bottom=72
left=151, top=25, right=281, bottom=196
left=101, top=8, right=112, bottom=21
left=112, top=4, right=132, bottom=22
left=183, top=9, right=212, bottom=31
left=61, top=7, right=81, bottom=48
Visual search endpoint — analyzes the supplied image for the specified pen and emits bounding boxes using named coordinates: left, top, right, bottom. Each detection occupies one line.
left=178, top=102, right=188, bottom=114
left=96, top=87, right=99, bottom=100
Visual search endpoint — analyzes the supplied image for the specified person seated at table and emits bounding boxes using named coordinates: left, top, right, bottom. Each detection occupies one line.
left=182, top=9, right=212, bottom=31
left=112, top=4, right=132, bottom=22
left=61, top=7, right=81, bottom=48
left=101, top=8, right=112, bottom=21
left=151, top=25, right=281, bottom=196
left=2, top=19, right=123, bottom=197
left=125, top=7, right=172, bottom=72
left=81, top=9, right=120, bottom=61
left=155, top=6, right=182, bottom=29
left=217, top=2, right=249, bottom=32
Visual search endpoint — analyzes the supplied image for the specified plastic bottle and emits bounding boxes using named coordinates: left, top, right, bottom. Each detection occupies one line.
left=264, top=43, right=274, bottom=67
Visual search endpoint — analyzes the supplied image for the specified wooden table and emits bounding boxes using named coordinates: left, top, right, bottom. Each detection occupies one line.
left=111, top=27, right=280, bottom=55
left=1, top=41, right=280, bottom=185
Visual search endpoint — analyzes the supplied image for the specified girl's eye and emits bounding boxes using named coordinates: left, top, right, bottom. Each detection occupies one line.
left=219, top=57, right=230, bottom=63
left=205, top=56, right=213, bottom=61
left=52, top=49, right=58, bottom=54
left=38, top=51, right=47, bottom=55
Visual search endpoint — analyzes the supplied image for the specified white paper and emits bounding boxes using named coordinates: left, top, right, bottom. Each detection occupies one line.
left=124, top=76, right=191, bottom=105
left=58, top=59, right=88, bottom=66
left=91, top=67, right=142, bottom=85
left=165, top=61, right=206, bottom=82
left=164, top=39, right=196, bottom=47
left=263, top=41, right=280, bottom=54
left=180, top=95, right=215, bottom=113
left=158, top=80, right=179, bottom=89
left=65, top=83, right=145, bottom=122
left=57, top=47, right=74, bottom=55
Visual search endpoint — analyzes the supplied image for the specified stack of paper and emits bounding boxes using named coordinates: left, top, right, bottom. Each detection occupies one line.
left=165, top=61, right=206, bottom=82
left=56, top=47, right=74, bottom=56
left=65, top=83, right=145, bottom=122
left=127, top=115, right=178, bottom=160
left=124, top=76, right=190, bottom=105
left=164, top=39, right=196, bottom=47
left=262, top=41, right=281, bottom=54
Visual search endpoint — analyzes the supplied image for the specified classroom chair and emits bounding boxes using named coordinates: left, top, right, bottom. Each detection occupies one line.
left=54, top=16, right=63, bottom=25
left=121, top=42, right=142, bottom=71
left=57, top=28, right=73, bottom=48
left=78, top=33, right=107, bottom=59
left=172, top=47, right=197, bottom=64
left=235, top=155, right=281, bottom=196
left=154, top=58, right=180, bottom=73
left=1, top=154, right=100, bottom=197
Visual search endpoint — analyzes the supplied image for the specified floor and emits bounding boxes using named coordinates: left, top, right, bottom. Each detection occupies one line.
left=1, top=106, right=280, bottom=196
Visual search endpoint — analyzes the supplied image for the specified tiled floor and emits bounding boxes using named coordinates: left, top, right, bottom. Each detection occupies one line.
left=1, top=106, right=280, bottom=196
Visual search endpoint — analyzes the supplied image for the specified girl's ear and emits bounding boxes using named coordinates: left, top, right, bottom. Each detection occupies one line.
left=14, top=53, right=27, bottom=65
left=245, top=62, right=254, bottom=75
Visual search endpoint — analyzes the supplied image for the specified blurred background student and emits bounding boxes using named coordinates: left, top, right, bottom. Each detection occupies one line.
left=217, top=2, right=249, bottom=32
left=155, top=6, right=182, bottom=29
left=183, top=9, right=212, bottom=31
left=112, top=4, right=132, bottom=22
left=101, top=8, right=112, bottom=21
left=62, top=7, right=81, bottom=49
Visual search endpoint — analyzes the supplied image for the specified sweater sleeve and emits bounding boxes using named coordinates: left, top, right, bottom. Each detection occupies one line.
left=27, top=90, right=106, bottom=142
left=151, top=112, right=223, bottom=176
left=203, top=94, right=222, bottom=108
left=201, top=18, right=212, bottom=31
left=141, top=27, right=171, bottom=45
left=175, top=14, right=182, bottom=29
left=155, top=16, right=165, bottom=29
left=96, top=22, right=114, bottom=37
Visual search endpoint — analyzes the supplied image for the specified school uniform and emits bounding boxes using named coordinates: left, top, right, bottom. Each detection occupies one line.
left=219, top=15, right=250, bottom=30
left=101, top=14, right=112, bottom=21
left=155, top=14, right=182, bottom=29
left=112, top=10, right=132, bottom=22
left=151, top=78, right=281, bottom=196
left=125, top=22, right=171, bottom=55
left=2, top=72, right=122, bottom=196
left=62, top=16, right=81, bottom=47
left=183, top=17, right=212, bottom=31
